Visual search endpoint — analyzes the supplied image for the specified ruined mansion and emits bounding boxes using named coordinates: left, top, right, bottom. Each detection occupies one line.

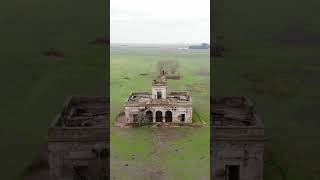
left=211, top=96, right=267, bottom=180
left=124, top=75, right=193, bottom=123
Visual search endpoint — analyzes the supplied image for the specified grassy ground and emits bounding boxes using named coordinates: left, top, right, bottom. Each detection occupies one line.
left=0, top=0, right=107, bottom=179
left=110, top=45, right=210, bottom=179
left=214, top=0, right=320, bottom=179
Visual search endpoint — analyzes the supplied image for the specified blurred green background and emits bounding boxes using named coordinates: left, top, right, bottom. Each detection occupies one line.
left=0, top=0, right=107, bottom=179
left=213, top=0, right=320, bottom=179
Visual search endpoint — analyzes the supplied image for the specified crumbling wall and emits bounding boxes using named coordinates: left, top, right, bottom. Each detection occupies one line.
left=48, top=127, right=108, bottom=180
left=211, top=141, right=264, bottom=180
left=48, top=141, right=108, bottom=180
left=152, top=85, right=167, bottom=99
left=124, top=106, right=192, bottom=123
left=124, top=106, right=141, bottom=123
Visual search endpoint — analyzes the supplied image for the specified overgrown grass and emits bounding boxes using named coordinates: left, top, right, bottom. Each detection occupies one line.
left=110, top=46, right=210, bottom=179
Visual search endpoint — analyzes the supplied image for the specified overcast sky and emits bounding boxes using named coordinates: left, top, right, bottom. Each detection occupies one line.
left=111, top=0, right=210, bottom=44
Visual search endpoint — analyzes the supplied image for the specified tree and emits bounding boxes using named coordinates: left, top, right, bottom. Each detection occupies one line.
left=133, top=108, right=152, bottom=127
left=157, top=60, right=180, bottom=75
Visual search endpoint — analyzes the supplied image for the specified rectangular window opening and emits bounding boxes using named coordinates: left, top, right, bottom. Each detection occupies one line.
left=181, top=114, right=185, bottom=122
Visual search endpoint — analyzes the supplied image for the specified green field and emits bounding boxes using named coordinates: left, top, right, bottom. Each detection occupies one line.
left=1, top=0, right=319, bottom=179
left=214, top=0, right=320, bottom=179
left=110, top=45, right=210, bottom=180
left=0, top=0, right=107, bottom=179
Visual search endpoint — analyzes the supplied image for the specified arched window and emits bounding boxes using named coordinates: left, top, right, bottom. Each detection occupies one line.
left=156, top=111, right=163, bottom=122
left=145, top=111, right=153, bottom=123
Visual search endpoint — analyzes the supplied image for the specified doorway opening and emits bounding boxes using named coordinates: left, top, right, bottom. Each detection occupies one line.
left=146, top=111, right=153, bottom=123
left=165, top=111, right=172, bottom=122
left=225, top=165, right=240, bottom=180
left=181, top=114, right=185, bottom=122
left=156, top=111, right=163, bottom=122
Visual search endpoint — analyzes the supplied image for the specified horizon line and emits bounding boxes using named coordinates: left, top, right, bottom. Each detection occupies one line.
left=110, top=42, right=210, bottom=45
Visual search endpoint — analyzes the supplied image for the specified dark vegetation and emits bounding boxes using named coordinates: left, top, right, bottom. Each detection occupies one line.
left=213, top=0, right=320, bottom=179
left=0, top=0, right=107, bottom=179
left=91, top=37, right=109, bottom=45
left=42, top=49, right=66, bottom=58
left=212, top=33, right=225, bottom=57
left=157, top=60, right=180, bottom=76
left=19, top=143, right=49, bottom=178
left=132, top=109, right=153, bottom=127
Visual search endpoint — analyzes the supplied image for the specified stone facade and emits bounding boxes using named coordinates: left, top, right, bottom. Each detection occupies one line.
left=124, top=76, right=192, bottom=123
left=48, top=96, right=109, bottom=180
left=124, top=105, right=193, bottom=123
left=211, top=97, right=267, bottom=180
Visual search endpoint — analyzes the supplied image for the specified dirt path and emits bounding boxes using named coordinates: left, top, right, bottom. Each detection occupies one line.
left=148, top=128, right=167, bottom=180
left=147, top=127, right=197, bottom=180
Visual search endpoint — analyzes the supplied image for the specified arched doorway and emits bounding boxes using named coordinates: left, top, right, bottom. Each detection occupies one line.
left=165, top=111, right=172, bottom=122
left=145, top=111, right=153, bottom=123
left=156, top=111, right=163, bottom=122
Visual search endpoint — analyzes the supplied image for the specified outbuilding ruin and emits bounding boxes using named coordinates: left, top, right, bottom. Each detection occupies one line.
left=48, top=96, right=109, bottom=180
left=211, top=96, right=267, bottom=180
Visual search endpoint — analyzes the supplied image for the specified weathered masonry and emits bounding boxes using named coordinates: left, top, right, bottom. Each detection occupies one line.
left=211, top=96, right=267, bottom=180
left=124, top=75, right=192, bottom=123
left=48, top=96, right=109, bottom=180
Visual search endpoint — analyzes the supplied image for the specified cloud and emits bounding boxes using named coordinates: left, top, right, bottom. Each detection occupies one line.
left=111, top=0, right=210, bottom=44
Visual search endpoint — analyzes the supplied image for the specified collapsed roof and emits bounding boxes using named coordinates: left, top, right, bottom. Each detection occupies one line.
left=54, top=96, right=108, bottom=128
left=126, top=92, right=191, bottom=105
left=211, top=96, right=258, bottom=126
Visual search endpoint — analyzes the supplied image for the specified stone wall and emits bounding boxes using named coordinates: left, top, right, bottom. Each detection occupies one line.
left=152, top=85, right=167, bottom=99
left=48, top=127, right=107, bottom=142
left=211, top=125, right=266, bottom=180
left=48, top=141, right=108, bottom=180
left=48, top=127, right=108, bottom=180
left=124, top=106, right=192, bottom=123
left=211, top=141, right=264, bottom=180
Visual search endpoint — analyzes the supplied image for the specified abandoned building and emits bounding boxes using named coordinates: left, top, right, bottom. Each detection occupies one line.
left=124, top=75, right=192, bottom=123
left=211, top=96, right=267, bottom=180
left=48, top=96, right=109, bottom=180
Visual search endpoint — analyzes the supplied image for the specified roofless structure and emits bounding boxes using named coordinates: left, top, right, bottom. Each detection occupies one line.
left=48, top=96, right=109, bottom=180
left=124, top=74, right=192, bottom=123
left=211, top=96, right=267, bottom=180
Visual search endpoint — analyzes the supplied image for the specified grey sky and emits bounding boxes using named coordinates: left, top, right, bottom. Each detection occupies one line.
left=111, top=0, right=210, bottom=44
